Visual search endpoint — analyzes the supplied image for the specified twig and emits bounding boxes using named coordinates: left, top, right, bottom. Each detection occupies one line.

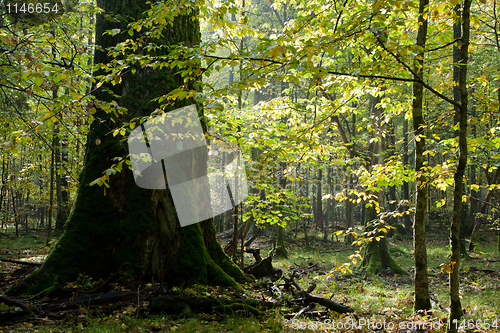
left=0, top=258, right=42, bottom=267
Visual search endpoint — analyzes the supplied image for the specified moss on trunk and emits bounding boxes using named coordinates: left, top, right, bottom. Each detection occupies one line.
left=362, top=206, right=408, bottom=276
left=10, top=0, right=243, bottom=296
left=363, top=237, right=408, bottom=276
left=275, top=225, right=288, bottom=258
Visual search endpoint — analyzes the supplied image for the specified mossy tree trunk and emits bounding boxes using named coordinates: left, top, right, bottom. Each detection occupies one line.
left=17, top=0, right=244, bottom=295
left=275, top=225, right=288, bottom=258
left=411, top=0, right=431, bottom=312
left=324, top=87, right=404, bottom=274
left=362, top=94, right=407, bottom=276
left=362, top=205, right=407, bottom=275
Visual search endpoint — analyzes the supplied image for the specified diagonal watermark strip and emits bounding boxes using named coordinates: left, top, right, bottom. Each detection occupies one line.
left=128, top=105, right=247, bottom=227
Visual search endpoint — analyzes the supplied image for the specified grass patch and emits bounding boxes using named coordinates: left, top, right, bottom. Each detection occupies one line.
left=1, top=229, right=500, bottom=332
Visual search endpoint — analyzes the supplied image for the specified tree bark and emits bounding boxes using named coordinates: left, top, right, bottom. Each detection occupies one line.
left=315, top=168, right=323, bottom=231
left=45, top=135, right=55, bottom=246
left=55, top=128, right=70, bottom=232
left=402, top=118, right=412, bottom=233
left=275, top=161, right=288, bottom=258
left=449, top=1, right=472, bottom=331
left=276, top=225, right=288, bottom=258
left=362, top=94, right=407, bottom=276
left=411, top=0, right=431, bottom=312
left=468, top=108, right=478, bottom=250
left=12, top=0, right=244, bottom=296
left=362, top=204, right=406, bottom=275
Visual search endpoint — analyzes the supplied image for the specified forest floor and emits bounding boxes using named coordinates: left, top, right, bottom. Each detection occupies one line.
left=0, top=228, right=499, bottom=332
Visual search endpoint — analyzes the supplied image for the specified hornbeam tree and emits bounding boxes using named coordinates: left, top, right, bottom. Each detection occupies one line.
left=11, top=0, right=244, bottom=295
left=411, top=0, right=431, bottom=313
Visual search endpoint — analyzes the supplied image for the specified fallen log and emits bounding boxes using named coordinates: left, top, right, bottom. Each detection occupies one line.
left=0, top=295, right=30, bottom=312
left=304, top=294, right=354, bottom=315
left=0, top=258, right=42, bottom=266
left=282, top=273, right=356, bottom=318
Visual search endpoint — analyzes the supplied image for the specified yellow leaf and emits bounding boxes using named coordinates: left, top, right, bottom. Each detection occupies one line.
left=352, top=232, right=358, bottom=238
left=450, top=0, right=459, bottom=6
left=95, top=139, right=101, bottom=146
left=113, top=75, right=122, bottom=84
left=270, top=46, right=280, bottom=60
left=376, top=236, right=380, bottom=241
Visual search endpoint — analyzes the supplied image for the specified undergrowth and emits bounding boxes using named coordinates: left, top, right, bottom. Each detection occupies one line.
left=1, top=228, right=500, bottom=332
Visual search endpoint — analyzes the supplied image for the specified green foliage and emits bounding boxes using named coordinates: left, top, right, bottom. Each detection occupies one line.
left=1, top=0, right=500, bottom=326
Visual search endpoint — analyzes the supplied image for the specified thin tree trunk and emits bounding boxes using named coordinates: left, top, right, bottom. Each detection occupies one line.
left=11, top=191, right=18, bottom=237
left=468, top=108, right=477, bottom=246
left=276, top=162, right=288, bottom=258
left=24, top=191, right=30, bottom=234
left=411, top=0, right=431, bottom=312
left=0, top=158, right=6, bottom=225
left=346, top=172, right=354, bottom=245
left=54, top=124, right=64, bottom=231
left=448, top=1, right=471, bottom=331
left=402, top=119, right=411, bottom=233
left=316, top=168, right=323, bottom=231
left=46, top=135, right=55, bottom=246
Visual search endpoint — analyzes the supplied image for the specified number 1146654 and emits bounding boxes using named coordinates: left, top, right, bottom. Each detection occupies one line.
left=5, top=2, right=59, bottom=14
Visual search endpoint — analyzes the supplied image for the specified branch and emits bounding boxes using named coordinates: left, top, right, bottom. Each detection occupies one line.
left=427, top=39, right=461, bottom=52
left=332, top=0, right=349, bottom=35
left=374, top=34, right=462, bottom=109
